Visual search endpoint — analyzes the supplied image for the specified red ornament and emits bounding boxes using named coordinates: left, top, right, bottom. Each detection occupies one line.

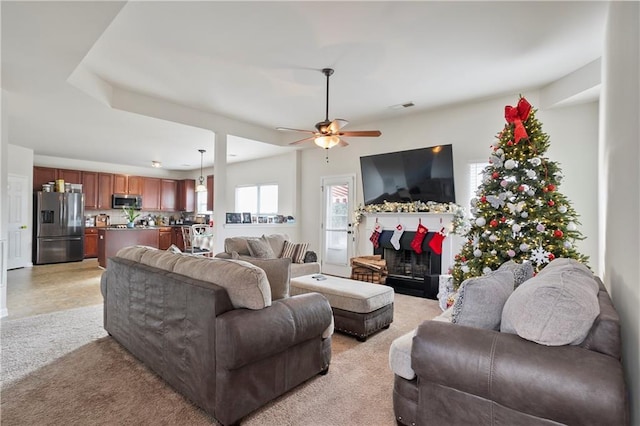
left=548, top=253, right=556, bottom=261
left=461, top=256, right=467, bottom=262
left=547, top=184, right=556, bottom=192
left=481, top=196, right=487, bottom=203
left=548, top=200, right=555, bottom=207
left=543, top=187, right=549, bottom=193
left=455, top=254, right=460, bottom=260
left=490, top=219, right=498, bottom=227
left=553, top=229, right=564, bottom=238
left=500, top=216, right=506, bottom=223
left=518, top=185, right=525, bottom=192
left=507, top=140, right=514, bottom=146
left=492, top=172, right=500, bottom=179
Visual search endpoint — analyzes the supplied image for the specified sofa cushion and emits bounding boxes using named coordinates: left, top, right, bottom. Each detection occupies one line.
left=247, top=237, right=277, bottom=259
left=389, top=329, right=417, bottom=380
left=236, top=257, right=291, bottom=300
left=281, top=241, right=309, bottom=264
left=140, top=249, right=181, bottom=271
left=501, top=260, right=599, bottom=345
left=498, top=260, right=534, bottom=288
left=224, top=237, right=253, bottom=255
left=172, top=257, right=272, bottom=310
left=116, top=245, right=155, bottom=262
left=451, top=270, right=514, bottom=330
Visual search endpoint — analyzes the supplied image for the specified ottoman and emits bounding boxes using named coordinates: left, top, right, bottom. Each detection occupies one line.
left=290, top=274, right=394, bottom=341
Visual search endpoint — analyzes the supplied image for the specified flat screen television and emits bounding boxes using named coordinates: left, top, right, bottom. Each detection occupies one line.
left=360, top=144, right=456, bottom=205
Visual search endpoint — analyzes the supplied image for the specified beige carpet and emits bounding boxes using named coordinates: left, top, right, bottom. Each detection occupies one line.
left=1, top=294, right=440, bottom=425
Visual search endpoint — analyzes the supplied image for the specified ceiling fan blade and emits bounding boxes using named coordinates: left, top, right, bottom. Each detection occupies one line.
left=338, top=138, right=349, bottom=147
left=276, top=127, right=315, bottom=134
left=288, top=135, right=316, bottom=145
left=339, top=130, right=382, bottom=137
left=328, top=119, right=349, bottom=133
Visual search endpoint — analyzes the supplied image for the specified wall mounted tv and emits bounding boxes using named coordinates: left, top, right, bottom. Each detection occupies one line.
left=360, top=144, right=456, bottom=205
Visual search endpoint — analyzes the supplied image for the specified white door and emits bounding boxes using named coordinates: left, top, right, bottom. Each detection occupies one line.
left=320, top=175, right=355, bottom=277
left=7, top=174, right=32, bottom=269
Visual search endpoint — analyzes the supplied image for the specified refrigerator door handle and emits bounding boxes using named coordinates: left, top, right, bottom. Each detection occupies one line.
left=40, top=237, right=83, bottom=242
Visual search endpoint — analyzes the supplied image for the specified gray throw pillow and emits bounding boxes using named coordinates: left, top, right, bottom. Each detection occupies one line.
left=498, top=260, right=535, bottom=288
left=501, top=265, right=599, bottom=346
left=247, top=237, right=277, bottom=259
left=451, top=270, right=514, bottom=330
left=262, top=234, right=288, bottom=258
left=239, top=257, right=291, bottom=300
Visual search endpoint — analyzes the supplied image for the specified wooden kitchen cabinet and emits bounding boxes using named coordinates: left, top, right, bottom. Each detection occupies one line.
left=142, top=177, right=161, bottom=210
left=57, top=169, right=82, bottom=184
left=113, top=174, right=128, bottom=194
left=207, top=175, right=214, bottom=211
left=97, top=173, right=114, bottom=210
left=160, top=179, right=178, bottom=211
left=84, top=227, right=98, bottom=258
left=82, top=171, right=99, bottom=209
left=171, top=226, right=185, bottom=251
left=33, top=167, right=57, bottom=191
left=177, top=179, right=196, bottom=212
left=158, top=227, right=172, bottom=250
left=128, top=176, right=143, bottom=195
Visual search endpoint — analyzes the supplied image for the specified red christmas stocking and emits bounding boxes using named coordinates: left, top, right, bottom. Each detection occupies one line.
left=410, top=223, right=429, bottom=254
left=369, top=222, right=382, bottom=249
left=428, top=228, right=447, bottom=255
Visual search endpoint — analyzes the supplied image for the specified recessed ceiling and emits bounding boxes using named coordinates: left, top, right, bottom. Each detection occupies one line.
left=1, top=1, right=608, bottom=171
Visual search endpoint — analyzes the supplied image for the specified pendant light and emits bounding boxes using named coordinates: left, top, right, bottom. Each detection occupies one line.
left=195, top=149, right=207, bottom=192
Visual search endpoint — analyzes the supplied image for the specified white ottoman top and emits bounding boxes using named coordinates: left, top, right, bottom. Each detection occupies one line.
left=291, top=274, right=394, bottom=314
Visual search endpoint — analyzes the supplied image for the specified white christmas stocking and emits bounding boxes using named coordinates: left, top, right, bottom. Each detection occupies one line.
left=390, top=223, right=405, bottom=250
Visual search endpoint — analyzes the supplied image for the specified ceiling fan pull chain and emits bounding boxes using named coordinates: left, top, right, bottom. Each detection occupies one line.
left=325, top=147, right=329, bottom=163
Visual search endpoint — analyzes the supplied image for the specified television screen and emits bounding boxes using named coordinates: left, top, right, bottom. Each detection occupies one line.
left=360, top=145, right=456, bottom=205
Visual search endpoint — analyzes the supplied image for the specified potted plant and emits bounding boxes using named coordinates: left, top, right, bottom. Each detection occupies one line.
left=122, top=206, right=140, bottom=228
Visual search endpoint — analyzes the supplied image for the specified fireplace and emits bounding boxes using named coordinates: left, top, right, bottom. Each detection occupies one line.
left=374, top=230, right=441, bottom=299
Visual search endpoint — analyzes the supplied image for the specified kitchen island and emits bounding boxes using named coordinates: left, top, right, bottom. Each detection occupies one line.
left=98, top=227, right=160, bottom=268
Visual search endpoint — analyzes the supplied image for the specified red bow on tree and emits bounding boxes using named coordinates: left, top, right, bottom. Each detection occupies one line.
left=504, top=97, right=532, bottom=143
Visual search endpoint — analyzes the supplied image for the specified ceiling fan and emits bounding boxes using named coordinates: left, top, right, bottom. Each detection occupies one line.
left=277, top=68, right=382, bottom=149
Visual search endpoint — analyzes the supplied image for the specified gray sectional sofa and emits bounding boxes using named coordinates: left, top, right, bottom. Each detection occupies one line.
left=101, top=246, right=333, bottom=426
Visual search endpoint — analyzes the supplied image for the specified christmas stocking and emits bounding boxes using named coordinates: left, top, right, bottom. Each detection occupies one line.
left=410, top=223, right=429, bottom=254
left=428, top=228, right=447, bottom=255
left=369, top=222, right=382, bottom=249
left=390, top=224, right=405, bottom=250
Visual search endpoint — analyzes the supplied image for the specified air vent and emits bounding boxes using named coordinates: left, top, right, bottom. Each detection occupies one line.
left=389, top=102, right=415, bottom=110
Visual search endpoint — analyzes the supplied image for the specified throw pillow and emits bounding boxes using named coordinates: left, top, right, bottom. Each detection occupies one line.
left=166, top=244, right=182, bottom=254
left=262, top=234, right=288, bottom=258
left=498, top=260, right=534, bottom=288
left=501, top=266, right=599, bottom=346
left=281, top=241, right=309, bottom=264
left=239, top=257, right=291, bottom=300
left=246, top=237, right=277, bottom=259
left=224, top=237, right=253, bottom=255
left=451, top=270, right=514, bottom=330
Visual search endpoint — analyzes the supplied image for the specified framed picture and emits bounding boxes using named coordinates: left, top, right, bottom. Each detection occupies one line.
left=225, top=212, right=242, bottom=224
left=242, top=212, right=252, bottom=223
left=258, top=216, right=267, bottom=224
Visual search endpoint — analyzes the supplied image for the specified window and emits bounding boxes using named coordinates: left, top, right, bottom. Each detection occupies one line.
left=468, top=161, right=489, bottom=208
left=235, top=184, right=278, bottom=214
left=196, top=191, right=208, bottom=213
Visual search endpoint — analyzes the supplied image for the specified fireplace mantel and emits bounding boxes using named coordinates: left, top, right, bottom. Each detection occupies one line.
left=355, top=212, right=456, bottom=275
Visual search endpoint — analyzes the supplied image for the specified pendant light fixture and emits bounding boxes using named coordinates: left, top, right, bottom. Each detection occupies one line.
left=195, top=149, right=207, bottom=192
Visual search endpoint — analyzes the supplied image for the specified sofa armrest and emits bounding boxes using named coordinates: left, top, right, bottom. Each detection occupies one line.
left=412, top=321, right=628, bottom=426
left=216, top=293, right=332, bottom=370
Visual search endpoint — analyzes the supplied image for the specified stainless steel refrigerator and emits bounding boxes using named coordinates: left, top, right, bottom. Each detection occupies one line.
left=34, top=191, right=85, bottom=264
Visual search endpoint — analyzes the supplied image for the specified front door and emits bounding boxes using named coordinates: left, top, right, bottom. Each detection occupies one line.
left=320, top=174, right=355, bottom=277
left=7, top=174, right=31, bottom=269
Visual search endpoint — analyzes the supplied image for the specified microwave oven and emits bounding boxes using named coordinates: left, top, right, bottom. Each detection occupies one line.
left=112, top=194, right=142, bottom=210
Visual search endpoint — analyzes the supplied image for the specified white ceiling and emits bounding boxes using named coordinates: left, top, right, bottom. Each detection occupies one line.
left=1, top=1, right=608, bottom=171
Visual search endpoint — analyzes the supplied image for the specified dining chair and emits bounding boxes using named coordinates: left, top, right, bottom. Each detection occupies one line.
left=181, top=225, right=213, bottom=257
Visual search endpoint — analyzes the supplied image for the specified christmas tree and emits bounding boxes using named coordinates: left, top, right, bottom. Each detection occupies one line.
left=450, top=96, right=589, bottom=289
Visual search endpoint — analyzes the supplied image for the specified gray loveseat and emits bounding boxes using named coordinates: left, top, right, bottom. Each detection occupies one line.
left=101, top=246, right=333, bottom=426
left=390, top=259, right=629, bottom=425
left=215, top=234, right=321, bottom=278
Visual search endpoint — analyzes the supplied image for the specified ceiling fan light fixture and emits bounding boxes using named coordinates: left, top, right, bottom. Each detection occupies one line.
left=314, top=135, right=340, bottom=149
left=195, top=149, right=207, bottom=192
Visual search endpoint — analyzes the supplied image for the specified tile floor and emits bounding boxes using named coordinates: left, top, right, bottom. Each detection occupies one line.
left=4, top=259, right=104, bottom=320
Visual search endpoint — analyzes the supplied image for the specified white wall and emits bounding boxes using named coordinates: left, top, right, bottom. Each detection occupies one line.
left=298, top=92, right=600, bottom=274
left=600, top=2, right=639, bottom=424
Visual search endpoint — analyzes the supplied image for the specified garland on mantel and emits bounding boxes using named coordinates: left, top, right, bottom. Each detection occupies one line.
left=354, top=201, right=468, bottom=235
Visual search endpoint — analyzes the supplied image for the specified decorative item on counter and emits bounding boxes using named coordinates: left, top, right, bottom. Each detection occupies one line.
left=122, top=206, right=140, bottom=228
left=55, top=179, right=65, bottom=192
